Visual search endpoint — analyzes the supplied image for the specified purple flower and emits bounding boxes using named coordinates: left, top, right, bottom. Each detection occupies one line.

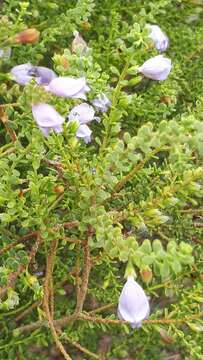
left=0, top=48, right=11, bottom=60
left=46, top=76, right=90, bottom=100
left=92, top=93, right=111, bottom=113
left=11, top=63, right=57, bottom=85
left=76, top=124, right=92, bottom=143
left=147, top=24, right=169, bottom=52
left=68, top=103, right=95, bottom=124
left=32, top=103, right=65, bottom=137
left=138, top=55, right=172, bottom=81
left=118, top=276, right=150, bottom=328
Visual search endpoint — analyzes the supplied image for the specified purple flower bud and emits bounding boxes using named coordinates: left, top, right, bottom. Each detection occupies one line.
left=0, top=48, right=11, bottom=60
left=147, top=24, right=169, bottom=52
left=32, top=103, right=65, bottom=137
left=68, top=103, right=95, bottom=124
left=11, top=63, right=57, bottom=85
left=118, top=276, right=150, bottom=328
left=76, top=124, right=92, bottom=143
left=46, top=76, right=90, bottom=99
left=92, top=93, right=111, bottom=113
left=138, top=55, right=172, bottom=81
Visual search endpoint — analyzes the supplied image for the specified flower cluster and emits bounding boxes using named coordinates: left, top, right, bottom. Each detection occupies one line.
left=9, top=24, right=171, bottom=144
left=10, top=61, right=111, bottom=142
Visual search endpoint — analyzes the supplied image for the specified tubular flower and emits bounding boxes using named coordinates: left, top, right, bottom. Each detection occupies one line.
left=92, top=93, right=111, bottom=113
left=46, top=76, right=90, bottom=100
left=32, top=103, right=65, bottom=137
left=11, top=63, right=57, bottom=85
left=147, top=24, right=169, bottom=52
left=68, top=103, right=95, bottom=124
left=118, top=276, right=150, bottom=328
left=138, top=55, right=172, bottom=81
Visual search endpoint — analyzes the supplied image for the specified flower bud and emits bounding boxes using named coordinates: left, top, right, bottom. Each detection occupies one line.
left=118, top=276, right=150, bottom=328
left=147, top=24, right=169, bottom=52
left=140, top=267, right=153, bottom=284
left=138, top=55, right=172, bottom=81
left=54, top=185, right=65, bottom=194
left=14, top=28, right=40, bottom=44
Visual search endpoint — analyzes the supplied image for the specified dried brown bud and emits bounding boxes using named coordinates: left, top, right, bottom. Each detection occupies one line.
left=140, top=267, right=153, bottom=284
left=160, top=96, right=172, bottom=105
left=159, top=328, right=174, bottom=344
left=14, top=28, right=40, bottom=44
left=81, top=21, right=91, bottom=30
left=54, top=185, right=64, bottom=194
left=60, top=57, right=69, bottom=69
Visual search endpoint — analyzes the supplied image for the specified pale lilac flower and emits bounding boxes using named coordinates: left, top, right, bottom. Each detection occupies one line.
left=0, top=48, right=11, bottom=59
left=28, top=66, right=57, bottom=85
left=76, top=123, right=92, bottom=143
left=11, top=63, right=57, bottom=85
left=68, top=103, right=95, bottom=124
left=32, top=103, right=65, bottom=137
left=138, top=55, right=172, bottom=81
left=118, top=276, right=150, bottom=328
left=92, top=93, right=111, bottom=113
left=147, top=24, right=169, bottom=52
left=46, top=76, right=90, bottom=100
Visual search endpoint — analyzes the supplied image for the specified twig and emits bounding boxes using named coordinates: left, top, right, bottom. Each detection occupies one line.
left=43, top=238, right=72, bottom=360
left=15, top=300, right=42, bottom=322
left=74, top=240, right=91, bottom=315
left=65, top=335, right=101, bottom=360
left=0, top=232, right=42, bottom=298
left=0, top=231, right=38, bottom=255
left=113, top=147, right=164, bottom=193
left=15, top=311, right=203, bottom=334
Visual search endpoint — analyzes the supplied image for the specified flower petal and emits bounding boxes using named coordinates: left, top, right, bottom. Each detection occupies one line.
left=138, top=55, right=172, bottom=81
left=32, top=103, right=65, bottom=128
left=147, top=24, right=169, bottom=52
left=30, top=66, right=57, bottom=85
left=76, top=124, right=92, bottom=143
left=11, top=63, right=33, bottom=85
left=46, top=76, right=89, bottom=98
left=92, top=93, right=111, bottom=113
left=68, top=103, right=95, bottom=124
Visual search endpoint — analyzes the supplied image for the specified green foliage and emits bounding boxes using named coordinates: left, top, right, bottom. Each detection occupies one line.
left=0, top=0, right=203, bottom=359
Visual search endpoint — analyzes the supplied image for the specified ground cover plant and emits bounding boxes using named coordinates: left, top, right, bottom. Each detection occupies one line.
left=0, top=0, right=203, bottom=359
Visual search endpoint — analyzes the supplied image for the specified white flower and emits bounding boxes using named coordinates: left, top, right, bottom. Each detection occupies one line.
left=118, top=276, right=150, bottom=328
left=147, top=24, right=169, bottom=52
left=32, top=103, right=65, bottom=137
left=68, top=103, right=95, bottom=124
left=46, top=76, right=90, bottom=100
left=138, top=55, right=172, bottom=81
left=92, top=93, right=111, bottom=113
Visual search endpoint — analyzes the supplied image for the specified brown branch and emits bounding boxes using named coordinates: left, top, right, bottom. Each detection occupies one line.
left=0, top=232, right=42, bottom=298
left=65, top=335, right=101, bottom=360
left=15, top=311, right=203, bottom=335
left=15, top=300, right=42, bottom=322
left=43, top=238, right=72, bottom=360
left=113, top=147, right=166, bottom=193
left=74, top=240, right=91, bottom=315
left=0, top=231, right=38, bottom=255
